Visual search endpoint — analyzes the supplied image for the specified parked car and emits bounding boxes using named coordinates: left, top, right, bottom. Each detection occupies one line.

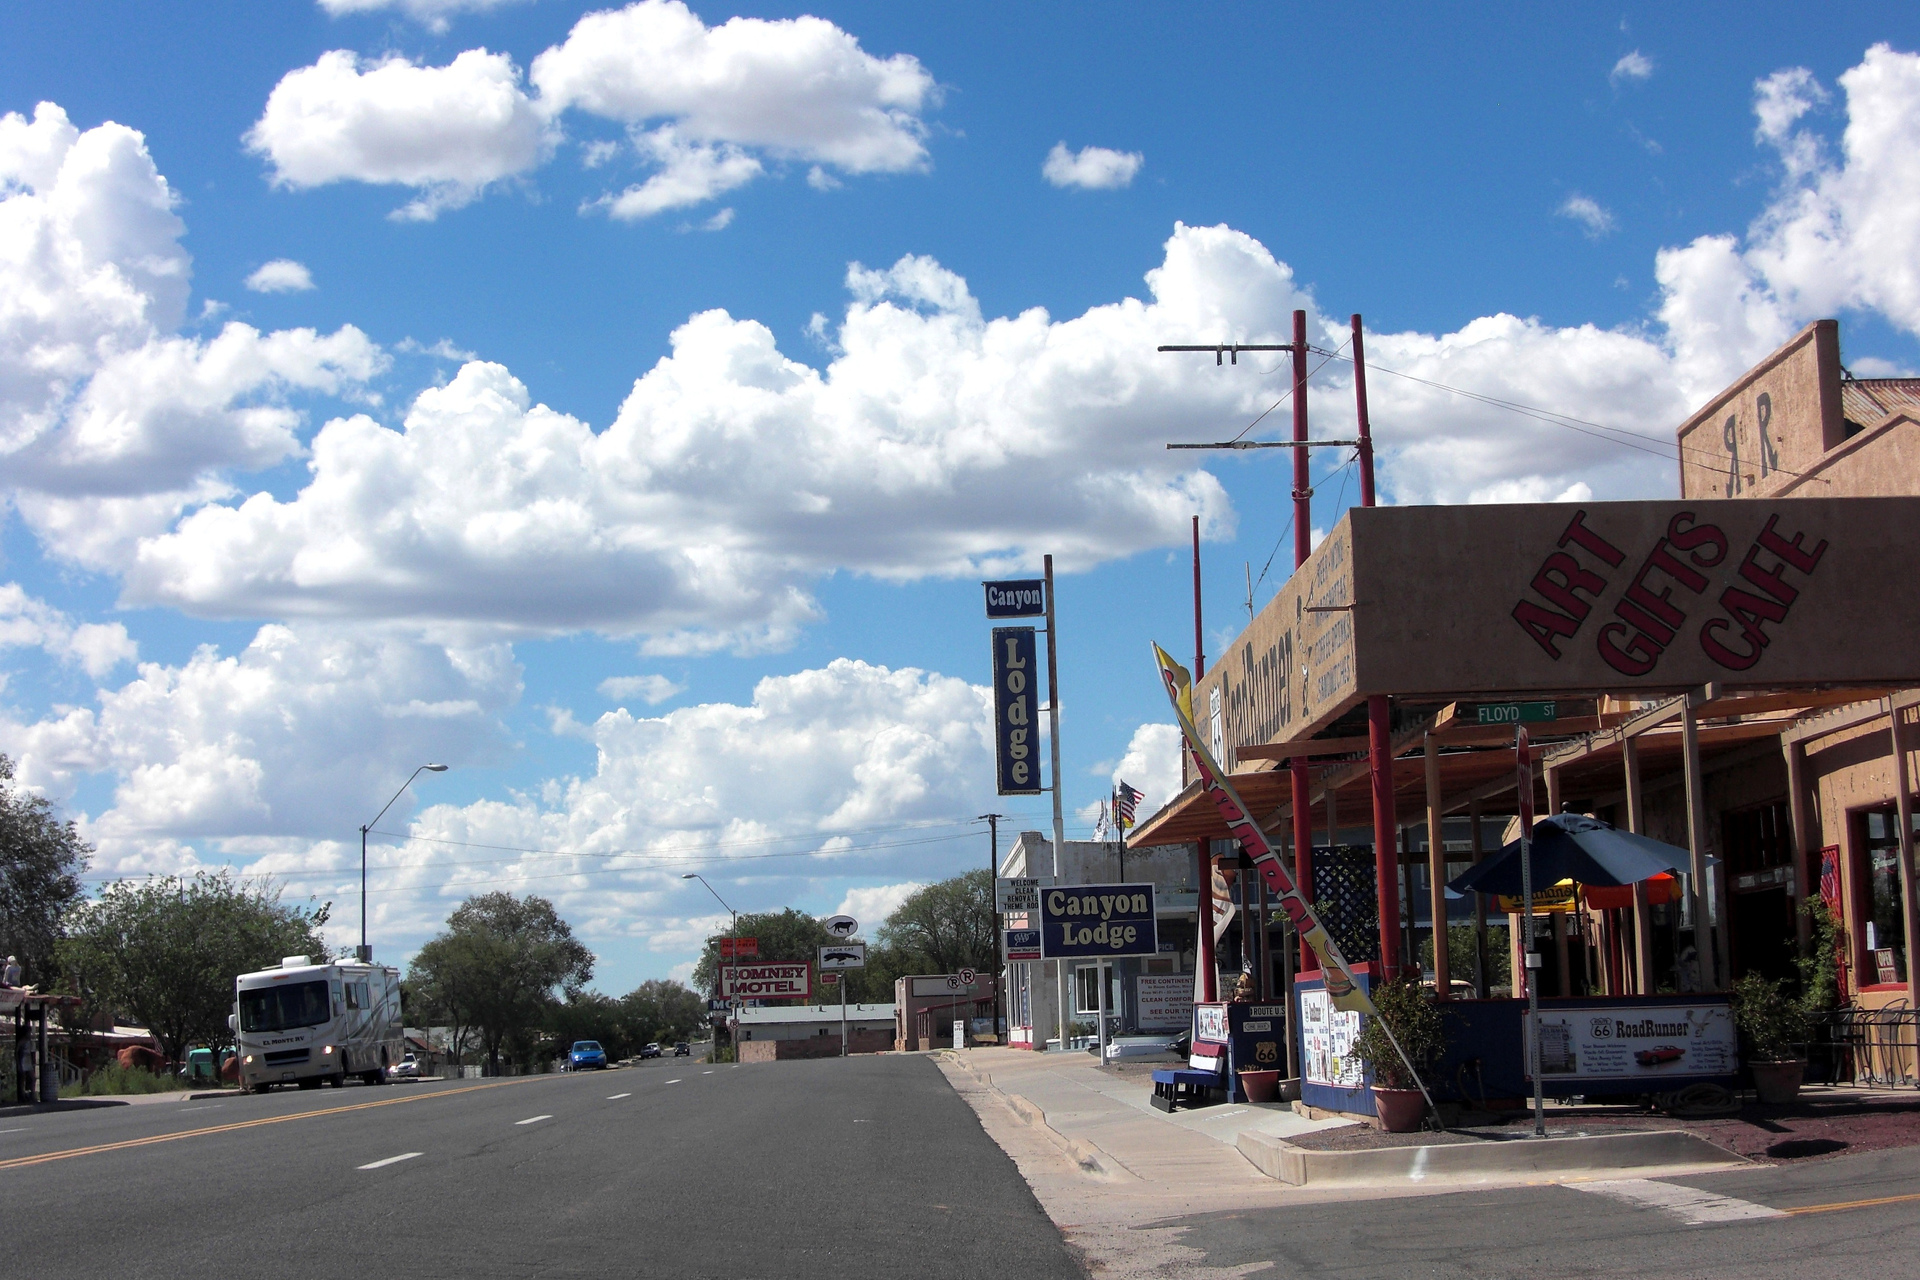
left=673, top=1041, right=690, bottom=1057
left=387, top=1052, right=421, bottom=1080
left=569, top=1040, right=609, bottom=1070
left=639, top=1042, right=663, bottom=1059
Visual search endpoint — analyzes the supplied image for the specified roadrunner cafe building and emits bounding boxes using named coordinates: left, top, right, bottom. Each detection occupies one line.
left=1128, top=320, right=1920, bottom=1107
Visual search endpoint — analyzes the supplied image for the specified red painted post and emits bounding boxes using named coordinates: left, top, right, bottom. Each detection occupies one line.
left=1351, top=314, right=1375, bottom=509
left=1195, top=840, right=1217, bottom=1003
left=1370, top=694, right=1400, bottom=976
left=1192, top=515, right=1205, bottom=680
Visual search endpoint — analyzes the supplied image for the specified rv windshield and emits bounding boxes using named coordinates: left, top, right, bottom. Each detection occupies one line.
left=239, top=980, right=330, bottom=1033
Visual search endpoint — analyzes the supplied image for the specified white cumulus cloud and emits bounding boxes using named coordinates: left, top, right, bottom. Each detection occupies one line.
left=1042, top=142, right=1144, bottom=190
left=1611, top=50, right=1654, bottom=86
left=246, top=48, right=553, bottom=220
left=594, top=128, right=762, bottom=220
left=1558, top=193, right=1617, bottom=238
left=598, top=674, right=684, bottom=704
left=317, top=0, right=532, bottom=35
left=245, top=259, right=315, bottom=293
left=0, top=583, right=137, bottom=679
left=1110, top=723, right=1183, bottom=828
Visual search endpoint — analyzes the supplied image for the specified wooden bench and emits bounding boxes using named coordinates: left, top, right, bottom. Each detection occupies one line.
left=1150, top=1055, right=1227, bottom=1111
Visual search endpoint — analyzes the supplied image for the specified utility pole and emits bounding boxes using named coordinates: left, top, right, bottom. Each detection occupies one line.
left=1044, top=555, right=1069, bottom=1054
left=979, top=812, right=1004, bottom=1044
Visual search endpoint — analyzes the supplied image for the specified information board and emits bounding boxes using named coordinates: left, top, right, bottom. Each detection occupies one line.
left=1528, top=1002, right=1736, bottom=1082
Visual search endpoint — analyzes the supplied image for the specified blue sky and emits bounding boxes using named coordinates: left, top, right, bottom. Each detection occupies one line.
left=3, top=2, right=1918, bottom=993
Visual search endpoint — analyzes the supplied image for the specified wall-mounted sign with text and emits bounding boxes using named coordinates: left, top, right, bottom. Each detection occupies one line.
left=1038, top=884, right=1159, bottom=959
left=992, top=626, right=1042, bottom=795
left=983, top=578, right=1047, bottom=618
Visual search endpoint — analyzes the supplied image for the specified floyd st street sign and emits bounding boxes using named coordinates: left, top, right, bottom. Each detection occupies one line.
left=1039, top=884, right=1160, bottom=959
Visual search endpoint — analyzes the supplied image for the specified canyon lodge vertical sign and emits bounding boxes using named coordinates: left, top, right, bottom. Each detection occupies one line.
left=992, top=626, right=1042, bottom=795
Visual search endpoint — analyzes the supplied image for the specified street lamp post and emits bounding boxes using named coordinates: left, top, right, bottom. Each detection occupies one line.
left=358, top=764, right=448, bottom=963
left=683, top=873, right=739, bottom=1055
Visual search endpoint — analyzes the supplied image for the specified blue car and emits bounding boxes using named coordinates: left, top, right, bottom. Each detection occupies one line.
left=569, top=1040, right=608, bottom=1070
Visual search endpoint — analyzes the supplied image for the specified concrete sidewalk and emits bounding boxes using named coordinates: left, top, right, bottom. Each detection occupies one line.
left=946, top=1047, right=1348, bottom=1186
left=942, top=1047, right=1744, bottom=1192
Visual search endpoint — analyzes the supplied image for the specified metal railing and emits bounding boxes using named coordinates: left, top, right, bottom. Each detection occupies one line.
left=1807, top=1005, right=1919, bottom=1088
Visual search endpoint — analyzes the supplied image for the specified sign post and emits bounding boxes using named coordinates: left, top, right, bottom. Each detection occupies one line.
left=819, top=939, right=865, bottom=1059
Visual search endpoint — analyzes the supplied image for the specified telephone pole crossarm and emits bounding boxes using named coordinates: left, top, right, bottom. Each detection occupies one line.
left=1167, top=439, right=1360, bottom=450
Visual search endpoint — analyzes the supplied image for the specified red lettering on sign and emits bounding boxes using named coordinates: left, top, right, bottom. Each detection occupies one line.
left=1557, top=509, right=1627, bottom=567
left=1513, top=600, right=1582, bottom=659
left=1597, top=622, right=1662, bottom=676
left=1531, top=552, right=1607, bottom=620
left=1755, top=514, right=1828, bottom=572
left=1737, top=544, right=1799, bottom=605
left=1665, top=512, right=1728, bottom=568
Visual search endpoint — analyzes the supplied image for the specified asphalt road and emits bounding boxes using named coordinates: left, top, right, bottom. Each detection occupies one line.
left=1157, top=1143, right=1920, bottom=1279
left=1, top=1055, right=1082, bottom=1280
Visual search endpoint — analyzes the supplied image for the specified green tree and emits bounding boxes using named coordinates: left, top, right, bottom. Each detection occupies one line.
left=689, top=907, right=834, bottom=1002
left=875, top=870, right=995, bottom=977
left=60, top=871, right=330, bottom=1063
left=550, top=991, right=628, bottom=1059
left=407, top=893, right=594, bottom=1074
left=0, top=754, right=90, bottom=986
left=618, top=978, right=706, bottom=1045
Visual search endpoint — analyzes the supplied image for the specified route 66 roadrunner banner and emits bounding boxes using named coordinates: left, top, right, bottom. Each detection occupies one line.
left=1152, top=642, right=1374, bottom=1017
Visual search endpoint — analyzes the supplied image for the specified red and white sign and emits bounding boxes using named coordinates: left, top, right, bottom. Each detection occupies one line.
left=820, top=972, right=839, bottom=986
left=718, top=937, right=759, bottom=961
left=721, top=961, right=810, bottom=1000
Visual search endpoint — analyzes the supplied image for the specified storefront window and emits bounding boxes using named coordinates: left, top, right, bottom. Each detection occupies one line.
left=1073, top=965, right=1122, bottom=1014
left=1858, top=808, right=1917, bottom=985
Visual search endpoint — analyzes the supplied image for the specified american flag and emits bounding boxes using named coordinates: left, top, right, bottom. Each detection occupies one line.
left=1113, top=781, right=1143, bottom=829
left=1819, top=845, right=1841, bottom=909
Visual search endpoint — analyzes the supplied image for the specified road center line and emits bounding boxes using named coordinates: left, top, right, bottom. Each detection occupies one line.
left=0, top=1077, right=544, bottom=1172
left=1571, top=1179, right=1786, bottom=1225
left=515, top=1115, right=552, bottom=1125
left=607, top=1093, right=631, bottom=1100
left=1785, top=1190, right=1920, bottom=1217
left=358, top=1152, right=422, bottom=1170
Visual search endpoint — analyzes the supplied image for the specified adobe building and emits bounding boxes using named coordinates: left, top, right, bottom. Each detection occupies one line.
left=735, top=1003, right=895, bottom=1061
left=1128, top=318, right=1919, bottom=1092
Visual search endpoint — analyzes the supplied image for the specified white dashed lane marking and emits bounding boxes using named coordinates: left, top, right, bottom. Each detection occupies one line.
left=665, top=1079, right=682, bottom=1084
left=514, top=1115, right=553, bottom=1126
left=607, top=1093, right=631, bottom=1100
left=1571, top=1179, right=1787, bottom=1225
left=358, top=1152, right=423, bottom=1170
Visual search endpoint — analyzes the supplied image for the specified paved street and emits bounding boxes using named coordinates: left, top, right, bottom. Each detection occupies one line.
left=1, top=1055, right=1081, bottom=1280
left=1149, top=1145, right=1920, bottom=1278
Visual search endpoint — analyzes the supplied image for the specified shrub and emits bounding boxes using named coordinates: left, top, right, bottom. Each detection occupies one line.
left=61, top=1062, right=179, bottom=1097
left=1352, top=978, right=1446, bottom=1090
left=1729, top=972, right=1812, bottom=1062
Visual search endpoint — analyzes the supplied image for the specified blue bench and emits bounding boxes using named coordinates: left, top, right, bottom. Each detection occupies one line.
left=1151, top=1057, right=1226, bottom=1111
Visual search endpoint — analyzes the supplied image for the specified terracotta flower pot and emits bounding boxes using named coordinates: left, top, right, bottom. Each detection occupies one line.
left=1750, top=1058, right=1805, bottom=1105
left=1238, top=1069, right=1281, bottom=1103
left=1371, top=1085, right=1426, bottom=1132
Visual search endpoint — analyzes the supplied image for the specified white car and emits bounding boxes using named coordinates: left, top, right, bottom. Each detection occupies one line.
left=386, top=1052, right=422, bottom=1080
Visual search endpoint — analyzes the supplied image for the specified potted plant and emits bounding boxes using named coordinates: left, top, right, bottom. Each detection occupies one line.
left=1729, top=972, right=1811, bottom=1104
left=1352, top=978, right=1445, bottom=1132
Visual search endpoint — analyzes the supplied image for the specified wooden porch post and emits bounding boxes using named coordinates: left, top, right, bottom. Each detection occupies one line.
left=1470, top=799, right=1488, bottom=998
left=1681, top=690, right=1721, bottom=990
left=1425, top=735, right=1449, bottom=998
left=1890, top=698, right=1920, bottom=1010
left=1785, top=738, right=1815, bottom=957
left=1623, top=735, right=1655, bottom=995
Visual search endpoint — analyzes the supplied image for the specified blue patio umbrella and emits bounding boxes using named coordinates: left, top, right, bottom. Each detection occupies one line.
left=1446, top=813, right=1707, bottom=897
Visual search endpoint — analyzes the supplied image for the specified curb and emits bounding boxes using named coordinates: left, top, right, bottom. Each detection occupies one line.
left=1237, top=1127, right=1747, bottom=1186
left=939, top=1051, right=1134, bottom=1180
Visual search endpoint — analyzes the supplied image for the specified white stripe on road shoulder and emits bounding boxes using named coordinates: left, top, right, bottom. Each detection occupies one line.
left=607, top=1092, right=631, bottom=1100
left=358, top=1152, right=423, bottom=1170
left=515, top=1115, right=553, bottom=1125
left=1572, top=1179, right=1787, bottom=1225
left=0, top=1127, right=25, bottom=1135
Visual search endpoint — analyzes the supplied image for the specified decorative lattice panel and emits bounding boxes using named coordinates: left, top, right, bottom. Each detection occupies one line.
left=1311, top=844, right=1380, bottom=965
